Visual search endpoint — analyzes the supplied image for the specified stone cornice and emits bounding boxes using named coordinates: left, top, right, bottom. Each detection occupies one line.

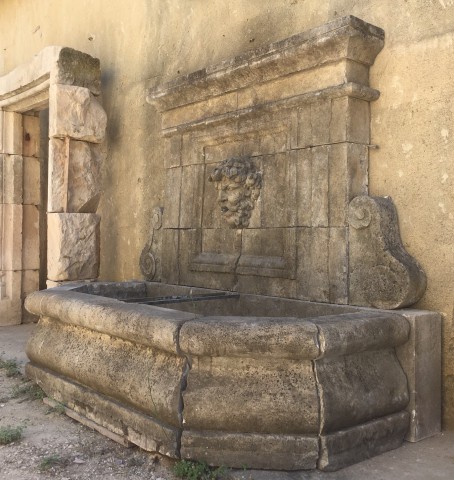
left=147, top=16, right=384, bottom=112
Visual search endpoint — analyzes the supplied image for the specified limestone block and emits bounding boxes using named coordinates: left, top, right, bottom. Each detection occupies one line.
left=148, top=17, right=383, bottom=111
left=0, top=270, right=22, bottom=325
left=0, top=298, right=21, bottom=325
left=238, top=228, right=296, bottom=279
left=181, top=431, right=319, bottom=470
left=315, top=349, right=409, bottom=433
left=22, top=204, right=40, bottom=270
left=179, top=316, right=319, bottom=359
left=180, top=164, right=204, bottom=228
left=161, top=229, right=179, bottom=284
left=68, top=141, right=103, bottom=212
left=183, top=355, right=319, bottom=434
left=53, top=47, right=102, bottom=95
left=261, top=153, right=296, bottom=228
left=23, top=156, right=40, bottom=205
left=0, top=111, right=23, bottom=154
left=49, top=84, right=106, bottom=143
left=397, top=310, right=442, bottom=441
left=314, top=311, right=409, bottom=358
left=25, top=289, right=197, bottom=354
left=348, top=196, right=427, bottom=308
left=2, top=154, right=23, bottom=204
left=21, top=269, right=39, bottom=298
left=26, top=363, right=179, bottom=457
left=318, top=411, right=409, bottom=471
left=1, top=203, right=23, bottom=270
left=26, top=317, right=186, bottom=427
left=330, top=96, right=370, bottom=144
left=21, top=269, right=40, bottom=323
left=47, top=212, right=99, bottom=281
left=163, top=168, right=181, bottom=228
left=163, top=135, right=181, bottom=168
left=22, top=114, right=40, bottom=157
left=3, top=269, right=21, bottom=301
left=297, top=227, right=348, bottom=304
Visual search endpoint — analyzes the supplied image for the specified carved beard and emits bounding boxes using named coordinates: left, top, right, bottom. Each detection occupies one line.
left=219, top=195, right=255, bottom=228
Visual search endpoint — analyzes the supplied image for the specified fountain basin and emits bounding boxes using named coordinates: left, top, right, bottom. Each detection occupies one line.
left=24, top=281, right=436, bottom=471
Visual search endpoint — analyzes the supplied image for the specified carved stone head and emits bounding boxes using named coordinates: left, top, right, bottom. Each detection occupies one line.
left=209, top=156, right=262, bottom=228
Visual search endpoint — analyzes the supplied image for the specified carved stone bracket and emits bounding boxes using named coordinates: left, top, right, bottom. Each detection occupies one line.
left=139, top=207, right=163, bottom=280
left=348, top=196, right=427, bottom=309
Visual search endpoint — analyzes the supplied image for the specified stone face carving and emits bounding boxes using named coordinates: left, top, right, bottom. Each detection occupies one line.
left=348, top=196, right=427, bottom=309
left=209, top=157, right=262, bottom=229
left=139, top=207, right=163, bottom=280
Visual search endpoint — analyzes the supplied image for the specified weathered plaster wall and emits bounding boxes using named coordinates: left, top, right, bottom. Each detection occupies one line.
left=0, top=0, right=453, bottom=427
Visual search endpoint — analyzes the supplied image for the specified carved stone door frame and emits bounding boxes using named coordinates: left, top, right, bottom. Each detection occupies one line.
left=0, top=47, right=106, bottom=325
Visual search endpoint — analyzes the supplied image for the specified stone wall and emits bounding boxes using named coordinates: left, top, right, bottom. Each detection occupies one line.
left=0, top=0, right=453, bottom=426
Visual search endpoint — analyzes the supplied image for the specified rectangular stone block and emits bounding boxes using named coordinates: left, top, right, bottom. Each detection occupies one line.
left=319, top=411, right=409, bottom=471
left=2, top=154, right=23, bottom=204
left=179, top=229, right=236, bottom=291
left=238, top=228, right=296, bottom=279
left=0, top=111, right=23, bottom=154
left=261, top=153, right=296, bottom=228
left=22, top=114, right=40, bottom=157
left=163, top=167, right=181, bottom=228
left=162, top=91, right=237, bottom=130
left=47, top=212, right=100, bottom=281
left=181, top=431, right=318, bottom=470
left=397, top=310, right=442, bottom=442
left=295, top=99, right=331, bottom=148
left=315, top=349, right=409, bottom=433
left=180, top=164, right=204, bottom=228
left=311, top=146, right=329, bottom=227
left=1, top=203, right=23, bottom=271
left=203, top=137, right=242, bottom=166
left=297, top=227, right=330, bottom=302
left=291, top=147, right=331, bottom=228
left=328, top=143, right=369, bottom=226
left=22, top=204, right=40, bottom=270
left=330, top=96, right=370, bottom=144
left=48, top=138, right=67, bottom=212
left=21, top=269, right=40, bottom=323
left=49, top=84, right=106, bottom=143
left=26, top=363, right=179, bottom=457
left=0, top=297, right=22, bottom=326
left=183, top=355, right=319, bottom=434
left=23, top=156, right=40, bottom=205
left=49, top=138, right=103, bottom=213
left=161, top=229, right=179, bottom=285
left=164, top=135, right=182, bottom=168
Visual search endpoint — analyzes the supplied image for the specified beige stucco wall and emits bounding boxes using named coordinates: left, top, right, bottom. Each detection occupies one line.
left=0, top=0, right=453, bottom=427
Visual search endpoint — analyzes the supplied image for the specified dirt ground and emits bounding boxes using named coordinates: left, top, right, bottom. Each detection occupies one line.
left=0, top=364, right=180, bottom=480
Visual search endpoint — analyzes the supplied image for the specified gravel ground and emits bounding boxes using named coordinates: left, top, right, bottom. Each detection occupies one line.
left=0, top=364, right=179, bottom=480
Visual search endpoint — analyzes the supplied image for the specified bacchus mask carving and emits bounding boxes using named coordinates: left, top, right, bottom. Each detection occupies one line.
left=209, top=157, right=262, bottom=228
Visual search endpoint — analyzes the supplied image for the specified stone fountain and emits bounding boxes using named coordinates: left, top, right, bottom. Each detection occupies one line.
left=25, top=16, right=441, bottom=472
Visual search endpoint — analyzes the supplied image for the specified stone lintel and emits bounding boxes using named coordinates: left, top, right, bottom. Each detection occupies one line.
left=147, top=16, right=384, bottom=112
left=0, top=46, right=101, bottom=110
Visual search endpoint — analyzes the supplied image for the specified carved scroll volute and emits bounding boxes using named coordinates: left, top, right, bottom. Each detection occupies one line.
left=139, top=207, right=163, bottom=281
left=348, top=196, right=427, bottom=309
